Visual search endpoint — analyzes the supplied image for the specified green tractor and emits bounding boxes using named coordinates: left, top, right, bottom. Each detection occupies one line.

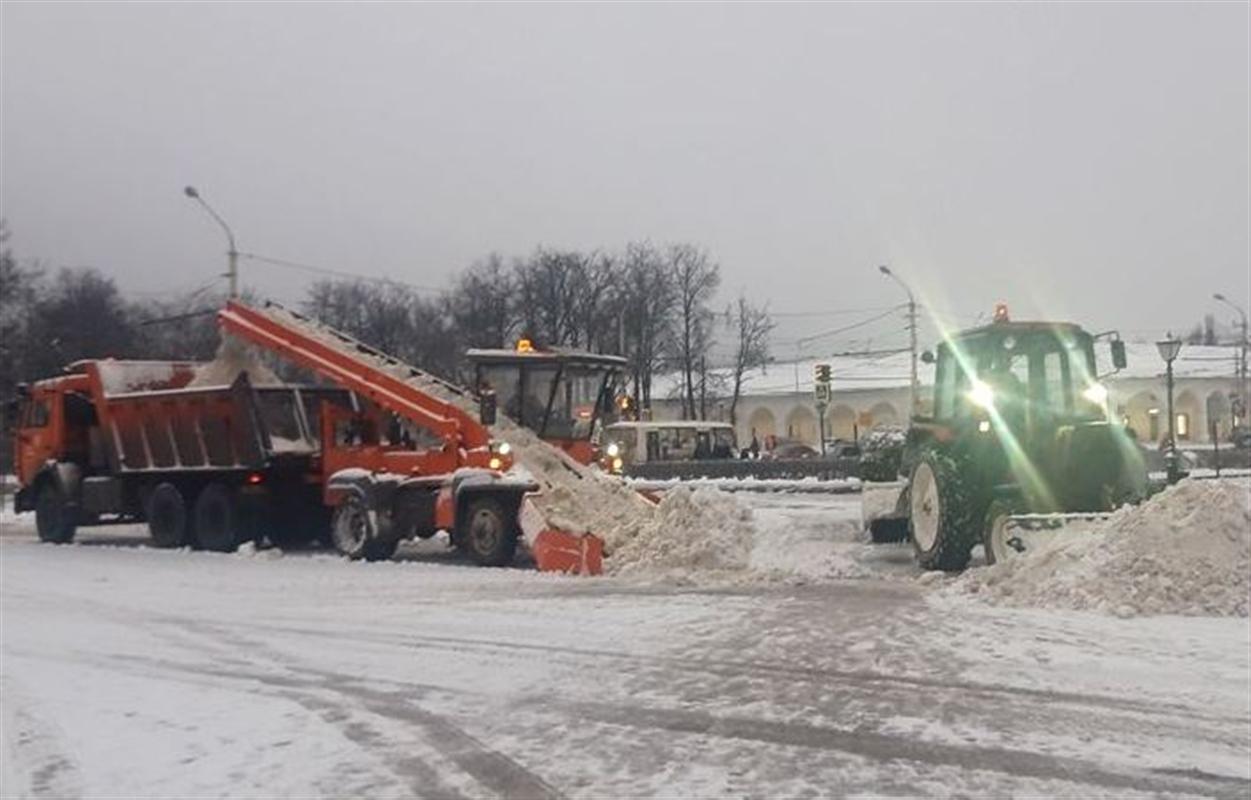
left=869, top=309, right=1147, bottom=570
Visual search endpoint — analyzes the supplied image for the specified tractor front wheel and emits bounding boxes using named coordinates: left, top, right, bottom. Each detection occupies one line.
left=909, top=450, right=979, bottom=571
left=982, top=499, right=1022, bottom=566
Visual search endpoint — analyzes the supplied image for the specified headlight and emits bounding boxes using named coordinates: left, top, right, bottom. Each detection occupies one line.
left=1082, top=383, right=1108, bottom=406
left=488, top=456, right=502, bottom=470
left=492, top=441, right=511, bottom=456
left=605, top=442, right=620, bottom=458
left=968, top=380, right=995, bottom=410
left=611, top=457, right=623, bottom=473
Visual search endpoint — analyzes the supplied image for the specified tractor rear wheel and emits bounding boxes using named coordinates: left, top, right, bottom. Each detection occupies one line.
left=35, top=481, right=77, bottom=544
left=147, top=482, right=189, bottom=548
left=194, top=483, right=241, bottom=552
left=459, top=497, right=518, bottom=567
left=908, top=450, right=979, bottom=571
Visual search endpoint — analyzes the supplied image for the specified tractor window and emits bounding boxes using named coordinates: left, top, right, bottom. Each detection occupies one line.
left=933, top=348, right=956, bottom=418
left=1041, top=350, right=1071, bottom=415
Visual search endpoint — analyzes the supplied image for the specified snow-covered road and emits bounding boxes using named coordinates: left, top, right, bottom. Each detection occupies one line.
left=2, top=493, right=1248, bottom=798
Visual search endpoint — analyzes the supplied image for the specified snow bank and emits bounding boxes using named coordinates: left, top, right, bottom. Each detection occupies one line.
left=949, top=479, right=1251, bottom=617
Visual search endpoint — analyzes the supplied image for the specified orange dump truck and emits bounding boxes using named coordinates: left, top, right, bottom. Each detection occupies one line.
left=10, top=360, right=346, bottom=551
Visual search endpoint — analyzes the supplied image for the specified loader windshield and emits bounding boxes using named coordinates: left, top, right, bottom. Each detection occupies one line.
left=468, top=349, right=627, bottom=442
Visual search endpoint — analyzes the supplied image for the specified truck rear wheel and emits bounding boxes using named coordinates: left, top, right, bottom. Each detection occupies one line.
left=147, top=482, right=190, bottom=548
left=194, top=483, right=241, bottom=552
left=459, top=496, right=518, bottom=567
left=35, top=481, right=77, bottom=544
left=909, top=451, right=978, bottom=571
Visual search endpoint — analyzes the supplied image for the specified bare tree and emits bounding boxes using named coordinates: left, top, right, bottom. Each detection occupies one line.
left=0, top=222, right=42, bottom=403
left=618, top=241, right=674, bottom=410
left=725, top=295, right=774, bottom=427
left=448, top=253, right=516, bottom=350
left=24, top=268, right=136, bottom=381
left=667, top=243, right=720, bottom=419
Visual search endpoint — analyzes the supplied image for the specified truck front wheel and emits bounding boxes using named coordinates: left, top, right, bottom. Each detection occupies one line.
left=147, top=482, right=189, bottom=548
left=458, top=496, right=518, bottom=567
left=35, top=481, right=77, bottom=544
left=194, top=483, right=241, bottom=552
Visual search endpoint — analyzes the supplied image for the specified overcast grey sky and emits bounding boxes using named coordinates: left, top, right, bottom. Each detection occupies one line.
left=2, top=2, right=1247, bottom=351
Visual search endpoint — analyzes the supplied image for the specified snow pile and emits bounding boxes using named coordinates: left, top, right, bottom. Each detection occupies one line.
left=188, top=335, right=280, bottom=387
left=605, top=487, right=755, bottom=576
left=949, top=479, right=1251, bottom=617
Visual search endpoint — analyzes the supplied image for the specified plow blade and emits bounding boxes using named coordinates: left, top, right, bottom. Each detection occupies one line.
left=994, top=512, right=1112, bottom=560
left=518, top=498, right=603, bottom=575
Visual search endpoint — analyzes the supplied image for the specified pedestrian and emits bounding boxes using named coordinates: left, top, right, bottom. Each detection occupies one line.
left=749, top=432, right=760, bottom=460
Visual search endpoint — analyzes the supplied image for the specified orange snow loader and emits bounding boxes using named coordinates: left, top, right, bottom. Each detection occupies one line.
left=216, top=300, right=604, bottom=574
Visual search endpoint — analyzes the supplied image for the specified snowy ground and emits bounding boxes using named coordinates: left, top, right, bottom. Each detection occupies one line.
left=2, top=492, right=1249, bottom=799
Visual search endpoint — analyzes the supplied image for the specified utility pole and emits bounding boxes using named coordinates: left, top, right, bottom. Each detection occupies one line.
left=1213, top=293, right=1248, bottom=428
left=184, top=186, right=239, bottom=298
left=879, top=265, right=919, bottom=415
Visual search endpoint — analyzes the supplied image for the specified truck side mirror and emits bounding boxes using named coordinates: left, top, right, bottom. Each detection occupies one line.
left=479, top=390, right=497, bottom=426
left=920, top=350, right=935, bottom=364
left=1110, top=340, right=1127, bottom=370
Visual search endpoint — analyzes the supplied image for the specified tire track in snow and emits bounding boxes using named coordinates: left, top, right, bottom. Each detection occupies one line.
left=0, top=676, right=83, bottom=799
left=552, top=700, right=1251, bottom=800
left=167, top=620, right=564, bottom=800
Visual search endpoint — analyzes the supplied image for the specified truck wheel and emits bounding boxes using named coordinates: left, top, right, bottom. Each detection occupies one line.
left=147, top=482, right=190, bottom=548
left=35, top=481, right=77, bottom=544
left=331, top=496, right=371, bottom=560
left=459, top=496, right=518, bottom=567
left=909, top=450, right=978, bottom=571
left=982, top=499, right=1022, bottom=566
left=194, top=483, right=240, bottom=552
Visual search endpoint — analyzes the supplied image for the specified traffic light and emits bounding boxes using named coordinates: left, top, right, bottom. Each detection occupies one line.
left=815, top=363, right=831, bottom=384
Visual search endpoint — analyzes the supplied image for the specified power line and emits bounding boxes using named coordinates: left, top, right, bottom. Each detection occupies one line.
left=795, top=305, right=906, bottom=346
left=768, top=305, right=901, bottom=318
left=238, top=252, right=445, bottom=295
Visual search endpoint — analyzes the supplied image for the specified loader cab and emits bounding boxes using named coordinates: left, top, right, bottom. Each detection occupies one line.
left=467, top=343, right=628, bottom=464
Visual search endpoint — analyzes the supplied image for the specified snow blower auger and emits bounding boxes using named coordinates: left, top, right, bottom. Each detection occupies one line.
left=216, top=299, right=608, bottom=575
left=865, top=305, right=1148, bottom=570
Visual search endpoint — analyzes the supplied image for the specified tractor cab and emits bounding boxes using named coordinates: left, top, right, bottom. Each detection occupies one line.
left=466, top=341, right=628, bottom=464
left=928, top=316, right=1117, bottom=439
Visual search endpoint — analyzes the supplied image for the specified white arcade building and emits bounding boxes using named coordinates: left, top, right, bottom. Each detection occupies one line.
left=650, top=343, right=1245, bottom=450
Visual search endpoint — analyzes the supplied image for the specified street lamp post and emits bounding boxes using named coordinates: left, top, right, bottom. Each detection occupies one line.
left=878, top=265, right=918, bottom=416
left=184, top=186, right=239, bottom=298
left=1156, top=333, right=1183, bottom=484
left=1213, top=292, right=1248, bottom=428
